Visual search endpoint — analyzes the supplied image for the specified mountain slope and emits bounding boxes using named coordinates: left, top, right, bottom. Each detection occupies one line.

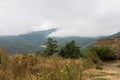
left=110, top=31, right=120, bottom=38
left=0, top=28, right=97, bottom=53
left=0, top=28, right=57, bottom=53
left=53, top=37, right=96, bottom=46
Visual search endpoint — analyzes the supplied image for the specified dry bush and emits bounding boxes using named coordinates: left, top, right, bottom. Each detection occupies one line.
left=0, top=53, right=95, bottom=80
left=0, top=47, right=9, bottom=66
left=83, top=51, right=103, bottom=70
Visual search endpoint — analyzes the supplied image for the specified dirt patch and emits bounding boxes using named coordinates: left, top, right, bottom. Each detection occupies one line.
left=85, top=60, right=120, bottom=80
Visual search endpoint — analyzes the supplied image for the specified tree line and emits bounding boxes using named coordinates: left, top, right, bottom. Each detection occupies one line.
left=36, top=38, right=118, bottom=61
left=36, top=38, right=81, bottom=59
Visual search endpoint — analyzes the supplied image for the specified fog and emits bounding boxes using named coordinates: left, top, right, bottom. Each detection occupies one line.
left=0, top=0, right=120, bottom=37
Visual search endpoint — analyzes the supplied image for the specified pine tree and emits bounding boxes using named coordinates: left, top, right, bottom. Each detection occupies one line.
left=59, top=40, right=81, bottom=58
left=45, top=38, right=58, bottom=56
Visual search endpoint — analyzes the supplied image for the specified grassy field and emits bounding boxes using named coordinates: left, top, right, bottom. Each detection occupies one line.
left=0, top=48, right=120, bottom=80
left=0, top=54, right=91, bottom=80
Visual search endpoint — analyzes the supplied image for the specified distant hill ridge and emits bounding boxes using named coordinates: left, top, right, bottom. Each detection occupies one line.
left=0, top=29, right=119, bottom=53
left=0, top=28, right=57, bottom=53
left=110, top=31, right=120, bottom=38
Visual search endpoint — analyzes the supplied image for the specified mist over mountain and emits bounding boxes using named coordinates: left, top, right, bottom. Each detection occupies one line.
left=0, top=28, right=56, bottom=53
left=109, top=31, right=120, bottom=38
left=0, top=28, right=119, bottom=54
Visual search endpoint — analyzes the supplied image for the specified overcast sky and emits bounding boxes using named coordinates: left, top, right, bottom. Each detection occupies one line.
left=0, top=0, right=120, bottom=37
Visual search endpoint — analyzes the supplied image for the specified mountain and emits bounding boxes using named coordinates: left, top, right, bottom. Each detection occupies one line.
left=96, top=31, right=120, bottom=39
left=53, top=37, right=96, bottom=46
left=80, top=31, right=120, bottom=53
left=1, top=28, right=119, bottom=54
left=109, top=31, right=120, bottom=38
left=0, top=28, right=57, bottom=53
left=0, top=28, right=97, bottom=53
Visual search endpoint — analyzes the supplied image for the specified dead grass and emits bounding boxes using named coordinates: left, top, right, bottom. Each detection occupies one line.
left=0, top=53, right=93, bottom=80
left=0, top=48, right=120, bottom=80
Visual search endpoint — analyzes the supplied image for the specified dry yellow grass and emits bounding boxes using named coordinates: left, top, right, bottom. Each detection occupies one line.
left=0, top=53, right=89, bottom=80
left=0, top=48, right=120, bottom=80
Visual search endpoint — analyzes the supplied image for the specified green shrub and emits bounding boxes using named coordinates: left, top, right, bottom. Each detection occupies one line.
left=83, top=51, right=103, bottom=69
left=90, top=46, right=116, bottom=61
left=36, top=51, right=41, bottom=56
left=117, top=64, right=120, bottom=68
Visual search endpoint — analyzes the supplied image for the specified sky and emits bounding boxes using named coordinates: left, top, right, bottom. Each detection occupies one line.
left=0, top=0, right=120, bottom=37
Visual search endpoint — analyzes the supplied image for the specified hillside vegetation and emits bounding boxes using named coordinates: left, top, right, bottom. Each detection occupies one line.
left=0, top=28, right=96, bottom=53
left=0, top=47, right=120, bottom=80
left=0, top=50, right=93, bottom=80
left=0, top=37, right=120, bottom=80
left=0, top=31, right=120, bottom=80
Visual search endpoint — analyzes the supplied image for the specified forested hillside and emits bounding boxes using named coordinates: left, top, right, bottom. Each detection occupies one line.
left=0, top=28, right=96, bottom=53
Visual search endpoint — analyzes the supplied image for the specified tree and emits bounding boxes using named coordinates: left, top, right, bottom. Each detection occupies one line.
left=45, top=38, right=58, bottom=56
left=59, top=40, right=81, bottom=58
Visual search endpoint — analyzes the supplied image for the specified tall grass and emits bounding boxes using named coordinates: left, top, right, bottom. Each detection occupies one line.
left=0, top=48, right=97, bottom=80
left=0, top=47, right=9, bottom=66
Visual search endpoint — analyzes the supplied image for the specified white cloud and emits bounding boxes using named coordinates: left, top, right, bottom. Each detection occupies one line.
left=0, top=0, right=120, bottom=37
left=33, top=22, right=55, bottom=31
